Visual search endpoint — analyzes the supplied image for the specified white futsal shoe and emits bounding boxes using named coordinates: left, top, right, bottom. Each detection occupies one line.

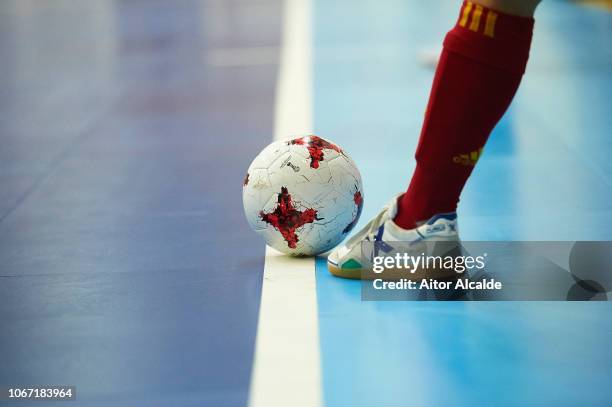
left=327, top=195, right=460, bottom=279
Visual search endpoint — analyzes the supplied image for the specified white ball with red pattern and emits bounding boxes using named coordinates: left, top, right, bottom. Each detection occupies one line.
left=243, top=135, right=363, bottom=256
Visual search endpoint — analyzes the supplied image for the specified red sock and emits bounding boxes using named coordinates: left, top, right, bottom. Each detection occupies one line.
left=394, top=1, right=535, bottom=229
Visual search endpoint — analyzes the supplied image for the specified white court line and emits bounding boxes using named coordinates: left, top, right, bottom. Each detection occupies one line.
left=248, top=0, right=322, bottom=406
left=249, top=248, right=321, bottom=407
left=273, top=0, right=313, bottom=140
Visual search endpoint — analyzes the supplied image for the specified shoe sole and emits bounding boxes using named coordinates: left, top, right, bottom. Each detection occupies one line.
left=328, top=263, right=361, bottom=279
left=328, top=262, right=459, bottom=281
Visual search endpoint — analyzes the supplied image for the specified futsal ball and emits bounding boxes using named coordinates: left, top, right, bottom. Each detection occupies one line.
left=243, top=135, right=364, bottom=256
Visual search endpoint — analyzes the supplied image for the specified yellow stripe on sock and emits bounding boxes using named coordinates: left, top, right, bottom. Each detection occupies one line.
left=459, top=1, right=473, bottom=27
left=484, top=11, right=498, bottom=38
left=469, top=4, right=483, bottom=32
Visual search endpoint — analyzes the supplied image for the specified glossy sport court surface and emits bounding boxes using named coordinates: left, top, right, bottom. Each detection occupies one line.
left=1, top=0, right=611, bottom=406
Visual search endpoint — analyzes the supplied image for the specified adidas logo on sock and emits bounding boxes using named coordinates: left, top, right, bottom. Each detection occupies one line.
left=453, top=147, right=483, bottom=166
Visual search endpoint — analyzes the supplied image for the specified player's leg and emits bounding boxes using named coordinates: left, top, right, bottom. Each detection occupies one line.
left=474, top=0, right=540, bottom=18
left=328, top=0, right=541, bottom=278
left=393, top=0, right=541, bottom=230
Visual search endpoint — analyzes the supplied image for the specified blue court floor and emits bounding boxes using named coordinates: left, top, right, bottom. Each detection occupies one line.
left=0, top=1, right=279, bottom=405
left=314, top=1, right=612, bottom=406
left=1, top=0, right=611, bottom=406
